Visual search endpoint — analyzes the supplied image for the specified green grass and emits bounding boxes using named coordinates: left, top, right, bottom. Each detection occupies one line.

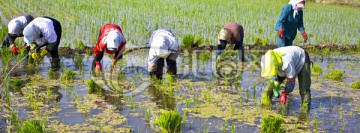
left=350, top=81, right=360, bottom=89
left=261, top=115, right=283, bottom=133
left=154, top=110, right=182, bottom=133
left=323, top=70, right=345, bottom=81
left=18, top=119, right=45, bottom=133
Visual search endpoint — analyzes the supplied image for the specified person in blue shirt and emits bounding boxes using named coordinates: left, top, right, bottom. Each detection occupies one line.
left=275, top=0, right=308, bottom=47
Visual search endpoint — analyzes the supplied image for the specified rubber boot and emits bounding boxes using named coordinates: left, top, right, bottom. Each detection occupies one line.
left=301, top=91, right=311, bottom=111
left=238, top=48, right=245, bottom=62
left=280, top=92, right=288, bottom=105
left=50, top=58, right=61, bottom=69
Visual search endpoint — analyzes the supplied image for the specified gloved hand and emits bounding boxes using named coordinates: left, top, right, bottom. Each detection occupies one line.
left=10, top=44, right=18, bottom=54
left=280, top=92, right=288, bottom=104
left=273, top=81, right=280, bottom=98
left=279, top=29, right=284, bottom=39
left=95, top=61, right=102, bottom=71
left=31, top=49, right=48, bottom=62
left=302, top=32, right=308, bottom=42
left=31, top=52, right=41, bottom=61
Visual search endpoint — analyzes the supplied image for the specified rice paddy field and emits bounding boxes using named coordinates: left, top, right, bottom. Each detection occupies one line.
left=0, top=0, right=360, bottom=133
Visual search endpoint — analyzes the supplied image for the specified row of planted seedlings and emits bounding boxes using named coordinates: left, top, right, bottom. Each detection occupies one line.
left=3, top=0, right=360, bottom=49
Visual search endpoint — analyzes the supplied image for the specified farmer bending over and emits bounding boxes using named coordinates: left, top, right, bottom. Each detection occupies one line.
left=217, top=22, right=244, bottom=62
left=148, top=28, right=178, bottom=80
left=92, top=24, right=126, bottom=72
left=261, top=46, right=311, bottom=110
left=2, top=14, right=34, bottom=54
left=23, top=16, right=62, bottom=68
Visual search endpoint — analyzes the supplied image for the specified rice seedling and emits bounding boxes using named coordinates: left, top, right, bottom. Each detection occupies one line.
left=189, top=116, right=194, bottom=129
left=253, top=35, right=268, bottom=47
left=312, top=64, right=323, bottom=76
left=199, top=52, right=211, bottom=63
left=221, top=119, right=228, bottom=132
left=87, top=79, right=102, bottom=94
left=154, top=110, right=182, bottom=133
left=63, top=42, right=71, bottom=47
left=145, top=108, right=151, bottom=122
left=261, top=115, right=283, bottom=133
left=181, top=34, right=204, bottom=50
left=323, top=70, right=345, bottom=81
left=348, top=111, right=355, bottom=117
left=253, top=84, right=257, bottom=99
left=350, top=81, right=360, bottom=89
left=46, top=87, right=52, bottom=99
left=74, top=39, right=86, bottom=50
left=6, top=109, right=20, bottom=131
left=182, top=112, right=187, bottom=124
left=245, top=90, right=249, bottom=102
left=231, top=123, right=236, bottom=133
left=85, top=48, right=91, bottom=56
left=18, top=119, right=45, bottom=133
left=194, top=96, right=199, bottom=108
left=127, top=96, right=135, bottom=109
left=10, top=77, right=22, bottom=89
left=74, top=54, right=84, bottom=71
left=330, top=95, right=333, bottom=107
left=185, top=99, right=190, bottom=108
left=61, top=69, right=76, bottom=81
left=230, top=105, right=235, bottom=115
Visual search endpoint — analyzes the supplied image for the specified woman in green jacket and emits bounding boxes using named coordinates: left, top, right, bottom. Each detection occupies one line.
left=275, top=0, right=308, bottom=47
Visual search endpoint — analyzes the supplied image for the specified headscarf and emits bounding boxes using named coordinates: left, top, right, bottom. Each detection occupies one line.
left=23, top=24, right=40, bottom=44
left=289, top=0, right=305, bottom=19
left=261, top=50, right=285, bottom=78
left=8, top=20, right=22, bottom=35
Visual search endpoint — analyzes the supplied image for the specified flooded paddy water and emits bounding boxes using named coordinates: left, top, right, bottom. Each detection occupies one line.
left=0, top=46, right=359, bottom=132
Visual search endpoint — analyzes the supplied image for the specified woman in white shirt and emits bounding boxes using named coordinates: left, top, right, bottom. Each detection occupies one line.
left=23, top=16, right=62, bottom=68
left=147, top=28, right=178, bottom=80
left=2, top=14, right=34, bottom=54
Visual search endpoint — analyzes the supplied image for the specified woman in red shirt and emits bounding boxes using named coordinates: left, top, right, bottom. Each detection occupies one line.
left=92, top=24, right=126, bottom=72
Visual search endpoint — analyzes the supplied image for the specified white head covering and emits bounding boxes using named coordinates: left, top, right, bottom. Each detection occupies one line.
left=289, top=0, right=305, bottom=18
left=8, top=20, right=22, bottom=35
left=23, top=24, right=40, bottom=44
left=103, top=30, right=123, bottom=51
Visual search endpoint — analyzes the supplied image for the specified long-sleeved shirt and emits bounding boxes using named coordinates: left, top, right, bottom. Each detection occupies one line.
left=23, top=17, right=58, bottom=45
left=93, top=24, right=126, bottom=60
left=148, top=28, right=178, bottom=63
left=7, top=14, right=34, bottom=44
left=274, top=4, right=305, bottom=41
left=274, top=46, right=306, bottom=78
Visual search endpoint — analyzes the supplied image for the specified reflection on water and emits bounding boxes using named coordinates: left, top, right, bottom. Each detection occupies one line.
left=0, top=49, right=359, bottom=132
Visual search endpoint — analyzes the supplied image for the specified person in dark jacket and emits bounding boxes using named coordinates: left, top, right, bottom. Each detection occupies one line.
left=275, top=0, right=308, bottom=47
